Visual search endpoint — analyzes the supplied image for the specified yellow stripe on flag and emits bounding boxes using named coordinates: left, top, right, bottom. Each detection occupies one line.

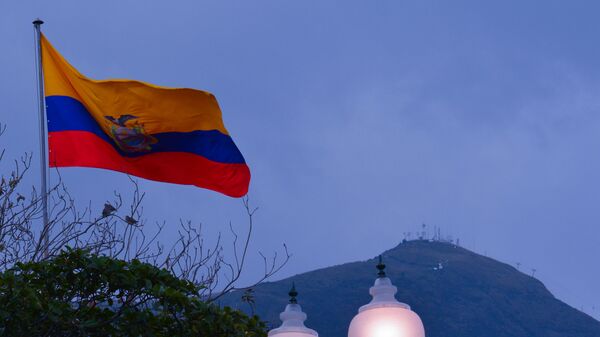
left=41, top=34, right=230, bottom=136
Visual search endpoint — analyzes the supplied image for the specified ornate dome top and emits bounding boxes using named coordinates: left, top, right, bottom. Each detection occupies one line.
left=268, top=284, right=318, bottom=337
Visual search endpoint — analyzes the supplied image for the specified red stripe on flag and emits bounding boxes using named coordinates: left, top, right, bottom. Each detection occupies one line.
left=49, top=130, right=250, bottom=197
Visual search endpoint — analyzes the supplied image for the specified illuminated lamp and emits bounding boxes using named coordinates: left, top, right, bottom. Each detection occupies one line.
left=348, top=256, right=425, bottom=337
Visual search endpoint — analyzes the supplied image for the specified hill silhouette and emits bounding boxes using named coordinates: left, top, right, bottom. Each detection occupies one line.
left=221, top=240, right=600, bottom=337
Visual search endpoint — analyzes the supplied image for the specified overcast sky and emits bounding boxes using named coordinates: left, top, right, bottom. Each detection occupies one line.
left=1, top=0, right=599, bottom=320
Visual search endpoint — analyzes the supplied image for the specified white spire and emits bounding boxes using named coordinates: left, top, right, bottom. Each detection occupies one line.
left=268, top=303, right=318, bottom=336
left=268, top=284, right=319, bottom=337
left=359, top=276, right=410, bottom=312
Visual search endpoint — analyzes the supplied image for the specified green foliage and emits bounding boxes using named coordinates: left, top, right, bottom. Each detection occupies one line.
left=0, top=248, right=266, bottom=337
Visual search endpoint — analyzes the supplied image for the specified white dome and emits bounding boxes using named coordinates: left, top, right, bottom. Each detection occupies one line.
left=268, top=285, right=318, bottom=337
left=348, top=257, right=425, bottom=337
left=348, top=305, right=425, bottom=337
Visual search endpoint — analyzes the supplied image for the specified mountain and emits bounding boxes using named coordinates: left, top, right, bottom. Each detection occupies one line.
left=220, top=240, right=600, bottom=337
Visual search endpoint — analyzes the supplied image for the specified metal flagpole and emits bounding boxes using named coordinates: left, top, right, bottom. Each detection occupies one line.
left=32, top=18, right=49, bottom=258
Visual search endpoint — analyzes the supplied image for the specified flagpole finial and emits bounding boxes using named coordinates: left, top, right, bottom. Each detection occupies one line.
left=32, top=18, right=44, bottom=25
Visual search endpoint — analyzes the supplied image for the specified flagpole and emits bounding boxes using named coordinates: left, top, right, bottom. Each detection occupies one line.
left=33, top=18, right=49, bottom=258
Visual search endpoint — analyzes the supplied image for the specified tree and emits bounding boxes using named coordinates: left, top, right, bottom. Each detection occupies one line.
left=0, top=248, right=265, bottom=336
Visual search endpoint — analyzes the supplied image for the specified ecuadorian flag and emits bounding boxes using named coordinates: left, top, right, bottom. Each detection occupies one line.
left=41, top=34, right=250, bottom=197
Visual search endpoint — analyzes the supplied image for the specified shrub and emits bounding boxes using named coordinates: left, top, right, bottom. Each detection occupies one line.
left=0, top=248, right=266, bottom=337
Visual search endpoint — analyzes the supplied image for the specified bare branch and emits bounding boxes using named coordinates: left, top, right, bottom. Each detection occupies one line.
left=0, top=126, right=289, bottom=300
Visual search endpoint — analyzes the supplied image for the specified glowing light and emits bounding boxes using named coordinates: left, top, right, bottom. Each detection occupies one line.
left=371, top=320, right=402, bottom=337
left=348, top=307, right=425, bottom=337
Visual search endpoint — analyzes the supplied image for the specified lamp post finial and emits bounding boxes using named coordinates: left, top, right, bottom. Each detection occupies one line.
left=289, top=282, right=298, bottom=304
left=377, top=255, right=386, bottom=278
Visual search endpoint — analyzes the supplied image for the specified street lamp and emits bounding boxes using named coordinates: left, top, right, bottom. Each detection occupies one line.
left=269, top=284, right=319, bottom=337
left=348, top=256, right=425, bottom=337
